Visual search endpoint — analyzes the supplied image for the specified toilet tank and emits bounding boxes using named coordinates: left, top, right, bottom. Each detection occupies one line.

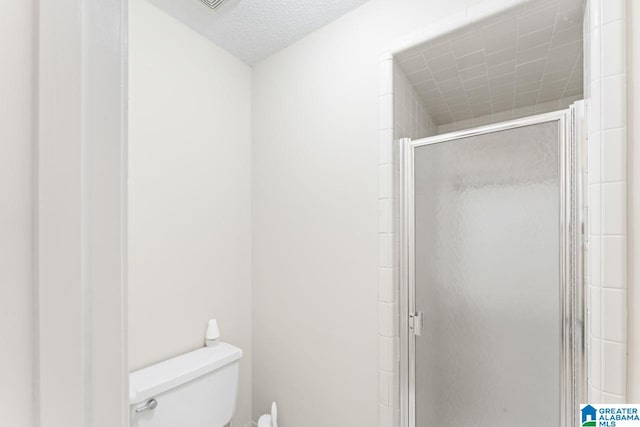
left=129, top=343, right=242, bottom=427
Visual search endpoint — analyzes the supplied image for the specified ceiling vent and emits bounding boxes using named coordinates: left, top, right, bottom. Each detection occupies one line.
left=199, top=0, right=231, bottom=10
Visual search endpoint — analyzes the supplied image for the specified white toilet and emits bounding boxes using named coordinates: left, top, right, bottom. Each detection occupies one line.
left=258, top=402, right=277, bottom=427
left=129, top=342, right=242, bottom=427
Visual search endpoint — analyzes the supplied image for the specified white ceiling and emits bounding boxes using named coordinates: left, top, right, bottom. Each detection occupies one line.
left=396, top=0, right=584, bottom=125
left=147, top=0, right=371, bottom=64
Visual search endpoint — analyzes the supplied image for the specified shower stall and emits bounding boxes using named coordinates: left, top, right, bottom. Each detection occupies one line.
left=399, top=104, right=586, bottom=426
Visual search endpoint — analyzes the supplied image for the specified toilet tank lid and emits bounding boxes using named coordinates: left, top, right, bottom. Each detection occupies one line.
left=129, top=342, right=242, bottom=404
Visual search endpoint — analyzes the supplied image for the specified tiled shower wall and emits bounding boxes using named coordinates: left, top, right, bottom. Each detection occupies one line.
left=377, top=53, right=400, bottom=427
left=379, top=1, right=630, bottom=425
left=377, top=58, right=436, bottom=427
left=393, top=62, right=437, bottom=140
left=437, top=94, right=583, bottom=133
left=585, top=0, right=628, bottom=403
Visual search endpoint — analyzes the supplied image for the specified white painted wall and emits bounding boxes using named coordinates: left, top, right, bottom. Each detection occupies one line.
left=128, top=0, right=252, bottom=425
left=0, top=2, right=35, bottom=426
left=251, top=0, right=478, bottom=425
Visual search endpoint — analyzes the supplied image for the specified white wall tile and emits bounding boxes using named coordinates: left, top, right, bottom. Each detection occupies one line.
left=488, top=60, right=515, bottom=78
left=395, top=4, right=584, bottom=130
left=518, top=5, right=557, bottom=35
left=379, top=370, right=392, bottom=405
left=380, top=58, right=394, bottom=96
left=519, top=26, right=554, bottom=51
left=491, top=109, right=514, bottom=122
left=378, top=91, right=400, bottom=424
left=590, top=337, right=602, bottom=389
left=602, top=236, right=626, bottom=289
left=393, top=62, right=437, bottom=140
left=486, top=48, right=516, bottom=67
left=601, top=128, right=625, bottom=182
left=588, top=23, right=601, bottom=81
left=378, top=233, right=396, bottom=268
left=590, top=285, right=601, bottom=338
left=378, top=164, right=393, bottom=199
left=378, top=302, right=397, bottom=338
left=587, top=131, right=601, bottom=183
left=601, top=20, right=625, bottom=77
left=452, top=33, right=484, bottom=57
left=589, top=236, right=601, bottom=285
left=552, top=24, right=582, bottom=47
left=588, top=0, right=601, bottom=29
left=588, top=79, right=601, bottom=132
left=378, top=404, right=393, bottom=426
left=409, top=69, right=433, bottom=86
left=535, top=99, right=562, bottom=112
left=600, top=0, right=624, bottom=24
left=391, top=370, right=400, bottom=409
left=400, top=55, right=428, bottom=75
left=602, top=340, right=627, bottom=395
left=378, top=268, right=397, bottom=303
left=380, top=94, right=394, bottom=131
left=585, top=0, right=627, bottom=402
left=437, top=95, right=583, bottom=134
left=379, top=128, right=394, bottom=165
left=601, top=392, right=625, bottom=404
left=601, top=74, right=626, bottom=130
left=588, top=184, right=602, bottom=235
left=378, top=335, right=396, bottom=372
left=601, top=182, right=626, bottom=235
left=601, top=289, right=626, bottom=342
left=379, top=199, right=394, bottom=234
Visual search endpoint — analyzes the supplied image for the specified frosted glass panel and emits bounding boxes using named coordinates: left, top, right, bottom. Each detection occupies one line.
left=414, top=122, right=560, bottom=426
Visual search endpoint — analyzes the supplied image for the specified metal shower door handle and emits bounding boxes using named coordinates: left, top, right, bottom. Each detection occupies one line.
left=136, top=398, right=158, bottom=413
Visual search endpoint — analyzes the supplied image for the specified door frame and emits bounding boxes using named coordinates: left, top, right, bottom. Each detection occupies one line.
left=398, top=106, right=586, bottom=427
left=37, top=1, right=129, bottom=426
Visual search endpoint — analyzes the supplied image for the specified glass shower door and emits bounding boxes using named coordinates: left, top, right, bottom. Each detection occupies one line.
left=412, top=120, right=562, bottom=426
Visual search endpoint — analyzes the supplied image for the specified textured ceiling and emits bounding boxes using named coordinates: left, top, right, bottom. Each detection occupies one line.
left=147, top=0, right=371, bottom=64
left=396, top=0, right=584, bottom=125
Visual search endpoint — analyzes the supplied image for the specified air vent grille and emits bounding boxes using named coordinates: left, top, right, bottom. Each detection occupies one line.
left=199, top=0, right=230, bottom=10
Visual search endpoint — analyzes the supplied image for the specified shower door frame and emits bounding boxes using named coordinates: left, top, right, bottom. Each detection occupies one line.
left=398, top=106, right=587, bottom=427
